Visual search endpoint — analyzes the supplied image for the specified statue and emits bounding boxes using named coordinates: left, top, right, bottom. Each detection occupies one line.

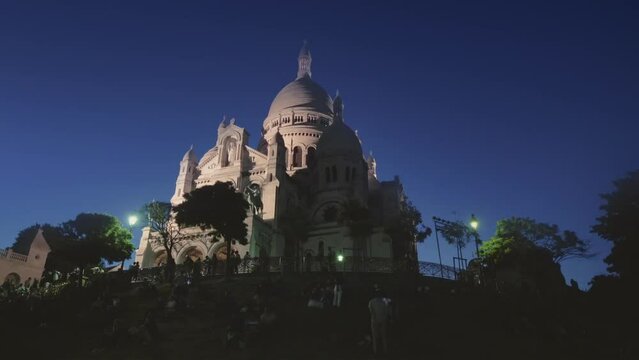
left=227, top=141, right=236, bottom=165
left=244, top=183, right=263, bottom=215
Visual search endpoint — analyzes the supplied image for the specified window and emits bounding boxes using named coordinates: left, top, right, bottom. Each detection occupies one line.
left=306, top=147, right=316, bottom=167
left=292, top=146, right=302, bottom=167
left=352, top=167, right=356, bottom=181
left=332, top=165, right=337, bottom=182
left=345, top=166, right=350, bottom=181
left=325, top=167, right=331, bottom=183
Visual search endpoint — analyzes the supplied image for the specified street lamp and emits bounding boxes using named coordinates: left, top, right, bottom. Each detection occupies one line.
left=128, top=215, right=139, bottom=227
left=470, top=214, right=478, bottom=231
left=469, top=214, right=481, bottom=257
left=122, top=215, right=139, bottom=270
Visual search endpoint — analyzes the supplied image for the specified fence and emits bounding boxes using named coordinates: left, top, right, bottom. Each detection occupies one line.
left=137, top=257, right=461, bottom=281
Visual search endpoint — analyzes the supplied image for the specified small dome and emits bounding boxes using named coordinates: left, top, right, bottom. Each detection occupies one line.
left=267, top=75, right=333, bottom=119
left=317, top=119, right=362, bottom=158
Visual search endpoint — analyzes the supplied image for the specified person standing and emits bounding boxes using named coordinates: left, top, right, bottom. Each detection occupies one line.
left=211, top=253, right=219, bottom=276
left=368, top=289, right=390, bottom=355
left=333, top=277, right=343, bottom=308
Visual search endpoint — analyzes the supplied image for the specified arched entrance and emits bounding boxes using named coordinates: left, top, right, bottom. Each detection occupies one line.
left=211, top=242, right=232, bottom=261
left=4, top=272, right=21, bottom=285
left=154, top=250, right=167, bottom=266
left=177, top=245, right=206, bottom=264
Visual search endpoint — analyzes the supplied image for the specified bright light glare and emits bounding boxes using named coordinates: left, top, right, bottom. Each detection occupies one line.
left=128, top=215, right=139, bottom=226
left=470, top=220, right=478, bottom=230
left=337, top=254, right=344, bottom=262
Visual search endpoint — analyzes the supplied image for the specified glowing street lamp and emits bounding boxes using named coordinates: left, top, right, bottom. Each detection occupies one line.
left=128, top=215, right=139, bottom=227
left=470, top=214, right=479, bottom=231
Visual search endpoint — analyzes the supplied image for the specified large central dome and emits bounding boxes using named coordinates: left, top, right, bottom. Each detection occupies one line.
left=267, top=75, right=333, bottom=118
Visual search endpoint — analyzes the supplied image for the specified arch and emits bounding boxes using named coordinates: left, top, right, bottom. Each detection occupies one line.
left=4, top=272, right=21, bottom=285
left=292, top=146, right=303, bottom=167
left=209, top=241, right=234, bottom=261
left=176, top=242, right=207, bottom=264
left=311, top=200, right=343, bottom=224
left=306, top=147, right=316, bottom=168
left=154, top=250, right=167, bottom=266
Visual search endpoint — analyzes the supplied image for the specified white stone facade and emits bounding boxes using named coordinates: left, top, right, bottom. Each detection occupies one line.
left=136, top=43, right=410, bottom=269
left=1, top=229, right=50, bottom=284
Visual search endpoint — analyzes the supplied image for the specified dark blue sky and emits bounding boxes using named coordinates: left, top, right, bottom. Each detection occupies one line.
left=1, top=0, right=637, bottom=288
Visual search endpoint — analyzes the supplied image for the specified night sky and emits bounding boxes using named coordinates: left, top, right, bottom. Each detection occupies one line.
left=1, top=1, right=637, bottom=288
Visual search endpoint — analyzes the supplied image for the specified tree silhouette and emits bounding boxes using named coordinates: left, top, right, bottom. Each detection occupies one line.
left=174, top=182, right=249, bottom=277
left=59, top=213, right=134, bottom=285
left=494, top=217, right=592, bottom=263
left=142, top=201, right=185, bottom=281
left=592, top=170, right=639, bottom=280
left=279, top=205, right=310, bottom=272
left=12, top=223, right=73, bottom=272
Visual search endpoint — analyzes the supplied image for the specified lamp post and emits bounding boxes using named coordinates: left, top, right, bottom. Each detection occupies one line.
left=469, top=214, right=485, bottom=286
left=122, top=215, right=139, bottom=270
left=469, top=214, right=480, bottom=257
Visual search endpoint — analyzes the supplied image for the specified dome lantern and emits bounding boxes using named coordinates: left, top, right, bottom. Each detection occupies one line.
left=297, top=40, right=312, bottom=79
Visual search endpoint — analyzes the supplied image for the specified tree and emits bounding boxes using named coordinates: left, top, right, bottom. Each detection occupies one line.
left=142, top=201, right=185, bottom=281
left=174, top=182, right=249, bottom=277
left=494, top=217, right=592, bottom=263
left=592, top=170, right=639, bottom=280
left=12, top=223, right=73, bottom=272
left=479, top=217, right=575, bottom=293
left=338, top=199, right=374, bottom=271
left=439, top=220, right=472, bottom=266
left=279, top=205, right=310, bottom=272
left=59, top=213, right=134, bottom=285
left=385, top=199, right=431, bottom=269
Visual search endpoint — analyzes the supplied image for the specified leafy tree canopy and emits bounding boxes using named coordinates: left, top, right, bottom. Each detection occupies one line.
left=13, top=214, right=134, bottom=274
left=174, top=182, right=249, bottom=244
left=60, top=213, right=134, bottom=269
left=592, top=170, right=639, bottom=279
left=486, top=217, right=591, bottom=263
left=174, top=182, right=249, bottom=277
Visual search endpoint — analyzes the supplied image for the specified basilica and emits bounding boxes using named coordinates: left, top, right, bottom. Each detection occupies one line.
left=136, top=43, right=414, bottom=270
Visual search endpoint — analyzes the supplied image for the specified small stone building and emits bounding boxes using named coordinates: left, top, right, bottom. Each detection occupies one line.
left=0, top=229, right=50, bottom=284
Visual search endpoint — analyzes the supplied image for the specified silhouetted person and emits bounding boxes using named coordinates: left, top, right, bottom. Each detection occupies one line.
left=369, top=290, right=390, bottom=355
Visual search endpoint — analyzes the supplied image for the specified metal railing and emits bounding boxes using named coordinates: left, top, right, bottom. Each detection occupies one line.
left=137, top=257, right=460, bottom=281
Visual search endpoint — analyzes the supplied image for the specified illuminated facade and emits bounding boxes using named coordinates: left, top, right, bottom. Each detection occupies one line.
left=136, top=43, right=409, bottom=269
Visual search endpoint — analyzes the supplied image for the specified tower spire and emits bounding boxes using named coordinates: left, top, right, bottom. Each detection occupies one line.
left=296, top=40, right=312, bottom=79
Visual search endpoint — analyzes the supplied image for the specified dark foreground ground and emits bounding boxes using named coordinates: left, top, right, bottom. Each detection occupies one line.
left=1, top=272, right=637, bottom=360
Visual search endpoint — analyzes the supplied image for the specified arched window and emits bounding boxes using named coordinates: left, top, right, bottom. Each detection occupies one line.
left=306, top=147, right=316, bottom=167
left=345, top=166, right=350, bottom=182
left=292, top=146, right=303, bottom=167
left=325, top=167, right=331, bottom=183
left=332, top=165, right=337, bottom=182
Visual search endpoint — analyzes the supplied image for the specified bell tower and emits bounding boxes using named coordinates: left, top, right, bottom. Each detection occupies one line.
left=171, top=146, right=198, bottom=205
